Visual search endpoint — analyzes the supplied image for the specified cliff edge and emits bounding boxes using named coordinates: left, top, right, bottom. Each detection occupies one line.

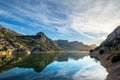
left=90, top=26, right=120, bottom=80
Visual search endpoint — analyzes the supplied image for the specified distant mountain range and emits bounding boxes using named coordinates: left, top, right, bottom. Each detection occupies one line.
left=55, top=40, right=96, bottom=51
left=0, top=25, right=61, bottom=54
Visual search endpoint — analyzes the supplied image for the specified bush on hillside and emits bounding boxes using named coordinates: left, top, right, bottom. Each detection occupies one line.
left=89, top=50, right=93, bottom=53
left=99, top=49, right=105, bottom=55
left=111, top=53, right=120, bottom=63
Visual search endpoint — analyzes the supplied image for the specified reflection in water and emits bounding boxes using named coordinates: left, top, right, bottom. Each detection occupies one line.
left=0, top=53, right=58, bottom=72
left=0, top=51, right=108, bottom=80
left=57, top=51, right=88, bottom=61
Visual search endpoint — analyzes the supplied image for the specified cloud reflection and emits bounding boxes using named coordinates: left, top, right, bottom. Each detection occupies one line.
left=33, top=56, right=108, bottom=80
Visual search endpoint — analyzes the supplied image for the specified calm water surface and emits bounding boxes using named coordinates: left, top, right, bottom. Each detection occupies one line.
left=0, top=51, right=108, bottom=80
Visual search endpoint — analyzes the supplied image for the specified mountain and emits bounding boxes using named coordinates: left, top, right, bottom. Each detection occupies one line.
left=55, top=40, right=96, bottom=51
left=90, top=25, right=120, bottom=80
left=0, top=25, right=61, bottom=55
left=101, top=26, right=120, bottom=47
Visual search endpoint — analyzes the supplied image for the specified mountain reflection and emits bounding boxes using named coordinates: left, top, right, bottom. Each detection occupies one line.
left=0, top=51, right=89, bottom=73
left=0, top=53, right=58, bottom=72
left=0, top=51, right=108, bottom=80
left=17, top=53, right=58, bottom=72
left=57, top=51, right=88, bottom=61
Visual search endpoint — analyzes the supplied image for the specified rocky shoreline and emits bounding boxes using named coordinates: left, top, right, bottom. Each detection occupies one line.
left=90, top=50, right=120, bottom=80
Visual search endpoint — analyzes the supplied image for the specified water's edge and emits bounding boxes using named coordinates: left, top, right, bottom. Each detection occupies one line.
left=90, top=51, right=120, bottom=80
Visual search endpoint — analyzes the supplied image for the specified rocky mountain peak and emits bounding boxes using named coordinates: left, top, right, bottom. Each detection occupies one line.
left=101, top=26, right=120, bottom=46
left=35, top=32, right=48, bottom=42
left=36, top=32, right=45, bottom=37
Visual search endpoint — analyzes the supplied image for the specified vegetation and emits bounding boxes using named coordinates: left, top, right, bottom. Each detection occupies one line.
left=0, top=25, right=62, bottom=53
left=89, top=50, right=93, bottom=53
left=111, top=53, right=120, bottom=63
left=99, top=49, right=105, bottom=55
left=0, top=53, right=59, bottom=72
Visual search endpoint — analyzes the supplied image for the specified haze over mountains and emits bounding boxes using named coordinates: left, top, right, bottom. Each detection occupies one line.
left=55, top=40, right=96, bottom=51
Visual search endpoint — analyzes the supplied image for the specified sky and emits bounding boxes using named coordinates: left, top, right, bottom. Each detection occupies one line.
left=0, top=0, right=120, bottom=45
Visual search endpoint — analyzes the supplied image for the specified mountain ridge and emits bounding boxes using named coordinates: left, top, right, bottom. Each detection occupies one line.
left=55, top=40, right=96, bottom=51
left=0, top=25, right=62, bottom=55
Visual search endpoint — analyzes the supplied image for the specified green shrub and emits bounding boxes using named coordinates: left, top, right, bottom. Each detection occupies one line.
left=111, top=53, right=120, bottom=63
left=2, top=46, right=7, bottom=51
left=89, top=50, right=93, bottom=53
left=99, top=49, right=104, bottom=55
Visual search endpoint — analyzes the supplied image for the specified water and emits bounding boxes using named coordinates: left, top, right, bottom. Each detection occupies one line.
left=0, top=51, right=108, bottom=80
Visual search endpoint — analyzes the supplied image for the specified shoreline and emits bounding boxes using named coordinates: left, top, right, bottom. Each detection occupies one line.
left=90, top=51, right=120, bottom=80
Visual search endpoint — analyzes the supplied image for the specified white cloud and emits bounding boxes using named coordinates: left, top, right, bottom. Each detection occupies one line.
left=0, top=0, right=120, bottom=44
left=59, top=0, right=120, bottom=43
left=42, top=0, right=120, bottom=44
left=72, top=61, right=108, bottom=80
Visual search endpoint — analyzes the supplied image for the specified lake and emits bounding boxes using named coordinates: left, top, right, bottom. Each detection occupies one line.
left=0, top=51, right=108, bottom=80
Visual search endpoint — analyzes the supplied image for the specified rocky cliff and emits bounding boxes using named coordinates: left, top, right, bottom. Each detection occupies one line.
left=90, top=26, right=120, bottom=80
left=0, top=25, right=61, bottom=55
left=55, top=40, right=96, bottom=51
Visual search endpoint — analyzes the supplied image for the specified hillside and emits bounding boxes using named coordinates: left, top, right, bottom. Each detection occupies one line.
left=90, top=25, right=120, bottom=80
left=55, top=40, right=96, bottom=51
left=0, top=25, right=61, bottom=55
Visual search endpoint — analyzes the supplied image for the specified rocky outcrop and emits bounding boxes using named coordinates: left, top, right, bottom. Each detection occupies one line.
left=0, top=25, right=62, bottom=55
left=55, top=40, right=96, bottom=51
left=101, top=26, right=120, bottom=47
left=90, top=25, right=120, bottom=80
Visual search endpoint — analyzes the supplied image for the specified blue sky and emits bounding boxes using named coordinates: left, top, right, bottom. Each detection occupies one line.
left=0, top=0, right=120, bottom=45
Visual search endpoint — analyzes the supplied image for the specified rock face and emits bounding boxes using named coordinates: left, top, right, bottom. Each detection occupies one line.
left=90, top=26, right=120, bottom=80
left=55, top=40, right=96, bottom=51
left=0, top=25, right=61, bottom=55
left=101, top=26, right=120, bottom=47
